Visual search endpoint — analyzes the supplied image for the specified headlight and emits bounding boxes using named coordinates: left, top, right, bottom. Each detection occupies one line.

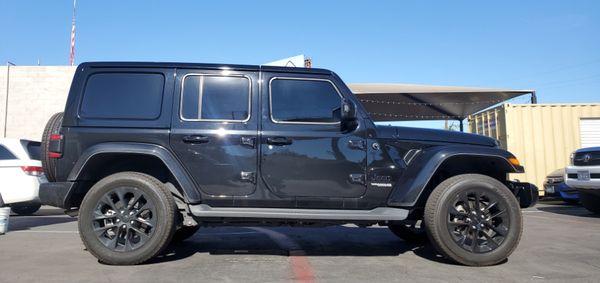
left=570, top=152, right=575, bottom=165
left=546, top=176, right=564, bottom=184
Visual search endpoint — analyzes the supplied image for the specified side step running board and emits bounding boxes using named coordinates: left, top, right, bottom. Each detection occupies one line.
left=189, top=204, right=409, bottom=221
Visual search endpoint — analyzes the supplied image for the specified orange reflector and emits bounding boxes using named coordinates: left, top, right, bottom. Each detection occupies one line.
left=508, top=157, right=520, bottom=167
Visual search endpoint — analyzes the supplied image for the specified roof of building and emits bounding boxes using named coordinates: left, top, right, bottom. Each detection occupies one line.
left=348, top=83, right=534, bottom=121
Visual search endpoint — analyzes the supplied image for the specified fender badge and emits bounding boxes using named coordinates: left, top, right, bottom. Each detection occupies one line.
left=370, top=182, right=393, bottom=188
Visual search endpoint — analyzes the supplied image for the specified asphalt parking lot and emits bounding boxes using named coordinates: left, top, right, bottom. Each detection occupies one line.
left=1, top=201, right=599, bottom=283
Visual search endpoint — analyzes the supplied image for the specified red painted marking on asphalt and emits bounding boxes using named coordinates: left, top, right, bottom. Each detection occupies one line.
left=250, top=228, right=316, bottom=282
left=289, top=250, right=315, bottom=283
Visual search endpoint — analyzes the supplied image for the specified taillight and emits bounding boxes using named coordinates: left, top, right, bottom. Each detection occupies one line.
left=49, top=134, right=63, bottom=158
left=21, top=166, right=44, bottom=177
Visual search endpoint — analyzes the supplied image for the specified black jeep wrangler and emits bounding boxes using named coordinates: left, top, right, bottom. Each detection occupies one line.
left=39, top=62, right=537, bottom=266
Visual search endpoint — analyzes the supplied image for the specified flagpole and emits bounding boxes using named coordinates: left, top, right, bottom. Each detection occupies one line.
left=69, top=0, right=77, bottom=66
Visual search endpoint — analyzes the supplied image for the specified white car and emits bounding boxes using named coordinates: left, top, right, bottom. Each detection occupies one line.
left=0, top=139, right=47, bottom=215
left=565, top=146, right=600, bottom=214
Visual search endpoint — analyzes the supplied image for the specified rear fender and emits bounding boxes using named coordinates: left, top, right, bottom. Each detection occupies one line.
left=68, top=142, right=201, bottom=203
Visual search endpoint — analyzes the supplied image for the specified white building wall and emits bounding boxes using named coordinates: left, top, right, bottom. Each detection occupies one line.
left=0, top=66, right=76, bottom=140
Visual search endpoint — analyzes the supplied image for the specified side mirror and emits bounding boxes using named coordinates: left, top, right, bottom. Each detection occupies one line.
left=341, top=99, right=358, bottom=132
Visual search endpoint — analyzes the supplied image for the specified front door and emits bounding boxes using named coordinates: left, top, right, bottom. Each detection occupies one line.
left=170, top=69, right=259, bottom=196
left=260, top=74, right=367, bottom=198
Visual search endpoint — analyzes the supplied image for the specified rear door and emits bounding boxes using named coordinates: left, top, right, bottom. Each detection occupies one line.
left=170, top=69, right=259, bottom=197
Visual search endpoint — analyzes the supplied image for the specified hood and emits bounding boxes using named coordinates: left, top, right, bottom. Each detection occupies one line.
left=547, top=168, right=565, bottom=178
left=376, top=125, right=498, bottom=147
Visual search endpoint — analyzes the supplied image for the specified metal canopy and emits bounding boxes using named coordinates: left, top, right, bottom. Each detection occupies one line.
left=348, top=83, right=535, bottom=122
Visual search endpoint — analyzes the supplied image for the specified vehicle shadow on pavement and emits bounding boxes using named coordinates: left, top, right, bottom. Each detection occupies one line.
left=8, top=216, right=77, bottom=231
left=535, top=203, right=600, bottom=218
left=147, top=226, right=457, bottom=265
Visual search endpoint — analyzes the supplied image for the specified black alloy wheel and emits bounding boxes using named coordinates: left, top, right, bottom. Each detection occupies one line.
left=424, top=174, right=522, bottom=266
left=447, top=190, right=509, bottom=253
left=78, top=172, right=177, bottom=265
left=93, top=187, right=157, bottom=252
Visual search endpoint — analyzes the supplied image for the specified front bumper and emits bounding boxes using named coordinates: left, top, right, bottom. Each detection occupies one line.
left=39, top=182, right=75, bottom=209
left=565, top=165, right=600, bottom=190
left=544, top=182, right=579, bottom=200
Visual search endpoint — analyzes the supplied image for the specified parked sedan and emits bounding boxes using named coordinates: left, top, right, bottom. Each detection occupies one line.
left=0, top=139, right=46, bottom=215
left=544, top=168, right=579, bottom=204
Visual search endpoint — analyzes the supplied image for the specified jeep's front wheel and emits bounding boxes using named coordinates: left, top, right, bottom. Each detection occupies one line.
left=424, top=174, right=522, bottom=266
left=78, top=172, right=177, bottom=265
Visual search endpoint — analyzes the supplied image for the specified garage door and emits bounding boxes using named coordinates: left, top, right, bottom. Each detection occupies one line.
left=580, top=118, right=600, bottom=148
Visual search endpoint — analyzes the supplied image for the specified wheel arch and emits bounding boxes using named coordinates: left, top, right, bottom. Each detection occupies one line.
left=65, top=142, right=201, bottom=208
left=387, top=146, right=523, bottom=208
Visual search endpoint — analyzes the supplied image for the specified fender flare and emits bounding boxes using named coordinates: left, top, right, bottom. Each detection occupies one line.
left=68, top=142, right=201, bottom=203
left=387, top=145, right=523, bottom=208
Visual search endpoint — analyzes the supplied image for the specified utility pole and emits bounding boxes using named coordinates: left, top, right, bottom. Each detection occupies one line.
left=4, top=61, right=16, bottom=138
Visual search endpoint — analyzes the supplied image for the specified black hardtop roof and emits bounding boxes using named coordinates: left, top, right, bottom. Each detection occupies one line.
left=79, top=61, right=333, bottom=75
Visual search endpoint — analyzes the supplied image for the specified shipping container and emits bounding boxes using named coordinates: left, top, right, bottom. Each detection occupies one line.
left=468, top=103, right=600, bottom=195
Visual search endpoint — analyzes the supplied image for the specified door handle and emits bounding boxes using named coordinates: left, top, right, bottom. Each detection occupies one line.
left=266, top=136, right=292, bottom=146
left=182, top=135, right=209, bottom=144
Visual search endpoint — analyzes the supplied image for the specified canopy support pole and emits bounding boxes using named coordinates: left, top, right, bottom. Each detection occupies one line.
left=531, top=91, right=537, bottom=104
left=459, top=119, right=464, bottom=132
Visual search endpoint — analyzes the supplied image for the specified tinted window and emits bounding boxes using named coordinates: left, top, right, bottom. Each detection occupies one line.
left=181, top=75, right=250, bottom=121
left=270, top=79, right=341, bottom=123
left=0, top=145, right=16, bottom=160
left=80, top=73, right=165, bottom=119
left=24, top=141, right=41, bottom=160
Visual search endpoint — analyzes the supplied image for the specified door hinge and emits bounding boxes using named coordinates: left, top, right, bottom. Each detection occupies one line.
left=349, top=173, right=366, bottom=185
left=240, top=171, right=256, bottom=183
left=348, top=139, right=366, bottom=150
left=241, top=136, right=256, bottom=148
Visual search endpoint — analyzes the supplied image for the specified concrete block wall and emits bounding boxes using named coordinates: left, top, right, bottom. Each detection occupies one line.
left=0, top=66, right=76, bottom=140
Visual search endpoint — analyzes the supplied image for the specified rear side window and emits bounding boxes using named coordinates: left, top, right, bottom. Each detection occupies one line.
left=80, top=72, right=165, bottom=120
left=270, top=78, right=341, bottom=123
left=181, top=75, right=250, bottom=121
left=23, top=141, right=41, bottom=160
left=0, top=145, right=16, bottom=160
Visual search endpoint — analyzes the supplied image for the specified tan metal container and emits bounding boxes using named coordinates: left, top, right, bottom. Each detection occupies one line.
left=468, top=103, right=600, bottom=195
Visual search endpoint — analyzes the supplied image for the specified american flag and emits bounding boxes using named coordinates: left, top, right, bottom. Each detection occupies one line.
left=69, top=0, right=77, bottom=66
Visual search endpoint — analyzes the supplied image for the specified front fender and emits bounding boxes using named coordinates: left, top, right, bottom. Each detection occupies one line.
left=387, top=145, right=523, bottom=208
left=68, top=142, right=201, bottom=203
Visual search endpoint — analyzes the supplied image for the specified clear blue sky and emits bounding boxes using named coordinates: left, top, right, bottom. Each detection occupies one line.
left=2, top=1, right=599, bottom=109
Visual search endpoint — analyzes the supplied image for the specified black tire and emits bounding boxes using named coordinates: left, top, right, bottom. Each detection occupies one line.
left=388, top=220, right=428, bottom=243
left=580, top=192, right=600, bottom=214
left=424, top=174, right=523, bottom=266
left=41, top=112, right=64, bottom=182
left=11, top=203, right=42, bottom=215
left=78, top=172, right=177, bottom=265
left=172, top=225, right=200, bottom=243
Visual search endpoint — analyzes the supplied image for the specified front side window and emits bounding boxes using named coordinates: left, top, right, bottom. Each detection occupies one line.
left=0, top=145, right=16, bottom=160
left=181, top=75, right=250, bottom=121
left=270, top=78, right=341, bottom=123
left=80, top=72, right=165, bottom=120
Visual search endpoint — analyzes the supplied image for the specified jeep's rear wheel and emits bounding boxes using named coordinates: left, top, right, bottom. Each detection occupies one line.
left=41, top=112, right=63, bottom=182
left=78, top=172, right=177, bottom=265
left=424, top=174, right=522, bottom=266
left=580, top=192, right=600, bottom=214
